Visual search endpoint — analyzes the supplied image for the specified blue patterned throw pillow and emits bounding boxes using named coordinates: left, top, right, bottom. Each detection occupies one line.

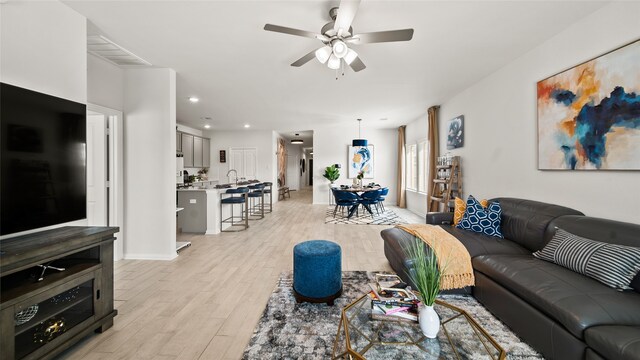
left=456, top=195, right=503, bottom=238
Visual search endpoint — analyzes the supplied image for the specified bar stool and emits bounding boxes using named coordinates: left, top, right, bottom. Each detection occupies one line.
left=220, top=187, right=249, bottom=232
left=247, top=183, right=266, bottom=220
left=261, top=182, right=273, bottom=213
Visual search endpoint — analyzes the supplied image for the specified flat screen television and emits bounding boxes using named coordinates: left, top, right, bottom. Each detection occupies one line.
left=1, top=83, right=87, bottom=236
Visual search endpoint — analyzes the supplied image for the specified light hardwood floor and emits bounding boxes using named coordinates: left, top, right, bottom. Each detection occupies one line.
left=59, top=189, right=422, bottom=360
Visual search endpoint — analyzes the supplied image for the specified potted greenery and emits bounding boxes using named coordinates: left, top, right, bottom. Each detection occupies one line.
left=406, top=238, right=447, bottom=338
left=323, top=165, right=340, bottom=184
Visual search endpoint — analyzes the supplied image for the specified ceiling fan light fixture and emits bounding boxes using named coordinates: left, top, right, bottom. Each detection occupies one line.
left=315, top=46, right=332, bottom=64
left=327, top=54, right=341, bottom=70
left=332, top=40, right=348, bottom=58
left=344, top=48, right=358, bottom=65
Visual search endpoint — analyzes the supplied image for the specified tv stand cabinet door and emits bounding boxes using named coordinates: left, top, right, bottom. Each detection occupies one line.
left=0, top=307, right=15, bottom=360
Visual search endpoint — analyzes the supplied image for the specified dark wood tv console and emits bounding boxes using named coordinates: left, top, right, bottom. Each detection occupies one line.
left=0, top=226, right=119, bottom=360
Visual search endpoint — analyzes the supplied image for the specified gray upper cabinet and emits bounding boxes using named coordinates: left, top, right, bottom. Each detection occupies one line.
left=182, top=133, right=194, bottom=167
left=193, top=136, right=203, bottom=168
left=203, top=138, right=210, bottom=168
left=177, top=131, right=210, bottom=168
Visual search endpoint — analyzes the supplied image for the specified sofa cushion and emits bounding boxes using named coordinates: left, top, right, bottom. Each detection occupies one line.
left=440, top=226, right=529, bottom=258
left=491, top=198, right=583, bottom=252
left=534, top=228, right=640, bottom=291
left=585, top=326, right=640, bottom=360
left=473, top=254, right=640, bottom=339
left=453, top=196, right=488, bottom=225
left=547, top=215, right=640, bottom=293
left=457, top=196, right=503, bottom=238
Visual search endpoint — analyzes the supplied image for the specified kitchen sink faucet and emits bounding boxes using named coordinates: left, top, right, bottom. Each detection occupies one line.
left=226, top=169, right=238, bottom=185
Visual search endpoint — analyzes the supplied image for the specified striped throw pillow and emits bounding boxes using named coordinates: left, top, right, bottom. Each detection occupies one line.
left=534, top=228, right=640, bottom=291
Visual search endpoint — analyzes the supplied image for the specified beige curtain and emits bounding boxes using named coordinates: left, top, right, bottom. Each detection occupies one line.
left=397, top=125, right=407, bottom=208
left=427, top=106, right=440, bottom=212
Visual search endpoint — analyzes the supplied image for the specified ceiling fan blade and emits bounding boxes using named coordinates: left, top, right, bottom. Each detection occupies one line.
left=264, top=24, right=328, bottom=41
left=349, top=56, right=366, bottom=72
left=350, top=29, right=414, bottom=44
left=291, top=48, right=319, bottom=67
left=334, top=0, right=361, bottom=33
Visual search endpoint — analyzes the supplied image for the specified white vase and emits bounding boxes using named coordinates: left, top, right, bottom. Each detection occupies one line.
left=419, top=304, right=440, bottom=338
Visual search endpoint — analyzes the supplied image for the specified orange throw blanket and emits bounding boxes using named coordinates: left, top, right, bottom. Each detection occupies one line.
left=396, top=224, right=475, bottom=290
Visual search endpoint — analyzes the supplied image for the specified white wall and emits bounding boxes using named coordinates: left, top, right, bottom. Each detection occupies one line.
left=313, top=127, right=398, bottom=205
left=438, top=2, right=640, bottom=224
left=177, top=123, right=203, bottom=137
left=1, top=1, right=86, bottom=103
left=405, top=118, right=429, bottom=217
left=205, top=130, right=277, bottom=187
left=0, top=0, right=89, bottom=239
left=87, top=53, right=124, bottom=110
left=124, top=68, right=177, bottom=260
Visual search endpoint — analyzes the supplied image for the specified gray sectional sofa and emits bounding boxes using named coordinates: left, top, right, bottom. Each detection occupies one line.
left=381, top=198, right=640, bottom=360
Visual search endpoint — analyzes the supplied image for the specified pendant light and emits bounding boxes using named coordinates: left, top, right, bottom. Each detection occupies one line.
left=352, top=119, right=368, bottom=147
left=291, top=133, right=304, bottom=145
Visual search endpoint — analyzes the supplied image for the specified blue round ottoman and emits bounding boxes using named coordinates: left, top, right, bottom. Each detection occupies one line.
left=293, top=240, right=342, bottom=305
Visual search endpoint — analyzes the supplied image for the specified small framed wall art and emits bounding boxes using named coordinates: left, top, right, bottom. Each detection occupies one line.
left=447, top=115, right=464, bottom=150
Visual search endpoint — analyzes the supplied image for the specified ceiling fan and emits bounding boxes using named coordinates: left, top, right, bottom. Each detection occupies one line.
left=264, top=0, right=414, bottom=74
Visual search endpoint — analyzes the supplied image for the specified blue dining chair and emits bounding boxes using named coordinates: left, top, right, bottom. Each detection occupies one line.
left=376, top=187, right=389, bottom=213
left=359, top=189, right=382, bottom=217
left=332, top=189, right=359, bottom=218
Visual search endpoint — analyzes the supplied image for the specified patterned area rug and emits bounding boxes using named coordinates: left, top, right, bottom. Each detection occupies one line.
left=324, top=206, right=408, bottom=225
left=242, top=271, right=543, bottom=360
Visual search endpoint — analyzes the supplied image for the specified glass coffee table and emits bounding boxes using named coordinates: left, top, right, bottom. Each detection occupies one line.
left=332, top=294, right=506, bottom=360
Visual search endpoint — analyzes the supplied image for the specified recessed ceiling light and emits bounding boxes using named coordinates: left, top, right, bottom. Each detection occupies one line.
left=380, top=118, right=388, bottom=121
left=188, top=97, right=199, bottom=103
left=244, top=124, right=250, bottom=128
left=204, top=124, right=211, bottom=129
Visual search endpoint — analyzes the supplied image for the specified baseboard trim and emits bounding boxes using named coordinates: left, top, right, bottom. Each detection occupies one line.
left=123, top=252, right=178, bottom=261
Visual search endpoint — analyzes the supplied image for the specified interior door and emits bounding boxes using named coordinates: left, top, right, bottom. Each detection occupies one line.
left=229, top=149, right=244, bottom=179
left=287, top=154, right=299, bottom=190
left=86, top=113, right=107, bottom=226
left=243, top=149, right=257, bottom=180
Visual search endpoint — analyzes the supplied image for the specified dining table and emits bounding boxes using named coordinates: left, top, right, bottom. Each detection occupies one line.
left=337, top=186, right=382, bottom=218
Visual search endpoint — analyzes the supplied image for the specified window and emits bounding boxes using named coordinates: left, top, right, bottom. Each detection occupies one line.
left=418, top=141, right=427, bottom=193
left=406, top=144, right=417, bottom=191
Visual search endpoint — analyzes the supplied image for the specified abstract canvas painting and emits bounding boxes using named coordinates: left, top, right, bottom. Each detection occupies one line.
left=537, top=39, right=640, bottom=170
left=348, top=145, right=374, bottom=178
left=447, top=115, right=464, bottom=150
left=277, top=138, right=286, bottom=186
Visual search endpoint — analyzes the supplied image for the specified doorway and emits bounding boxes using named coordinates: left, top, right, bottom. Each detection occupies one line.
left=309, top=159, right=313, bottom=186
left=87, top=104, right=124, bottom=261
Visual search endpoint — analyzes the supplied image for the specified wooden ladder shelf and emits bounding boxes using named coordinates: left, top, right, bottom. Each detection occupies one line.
left=429, top=156, right=462, bottom=212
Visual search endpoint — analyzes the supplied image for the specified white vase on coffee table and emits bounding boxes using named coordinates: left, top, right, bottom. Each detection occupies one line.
left=419, top=303, right=440, bottom=338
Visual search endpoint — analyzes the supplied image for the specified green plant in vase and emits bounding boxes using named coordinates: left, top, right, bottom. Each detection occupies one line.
left=323, top=165, right=340, bottom=184
left=406, top=238, right=447, bottom=338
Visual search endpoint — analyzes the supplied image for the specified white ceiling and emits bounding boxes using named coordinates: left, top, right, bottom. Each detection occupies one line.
left=65, top=1, right=606, bottom=132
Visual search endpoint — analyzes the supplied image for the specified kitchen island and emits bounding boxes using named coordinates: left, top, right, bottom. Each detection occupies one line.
left=177, top=184, right=262, bottom=234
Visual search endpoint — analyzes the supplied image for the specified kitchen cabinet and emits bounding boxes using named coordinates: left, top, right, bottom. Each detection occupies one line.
left=182, top=133, right=194, bottom=167
left=193, top=136, right=203, bottom=168
left=203, top=138, right=210, bottom=168
left=177, top=131, right=210, bottom=169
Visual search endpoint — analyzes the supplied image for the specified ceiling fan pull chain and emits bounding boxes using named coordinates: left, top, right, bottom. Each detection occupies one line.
left=341, top=59, right=345, bottom=77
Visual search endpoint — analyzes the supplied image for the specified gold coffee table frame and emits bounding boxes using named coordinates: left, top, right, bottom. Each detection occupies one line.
left=332, top=294, right=506, bottom=360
